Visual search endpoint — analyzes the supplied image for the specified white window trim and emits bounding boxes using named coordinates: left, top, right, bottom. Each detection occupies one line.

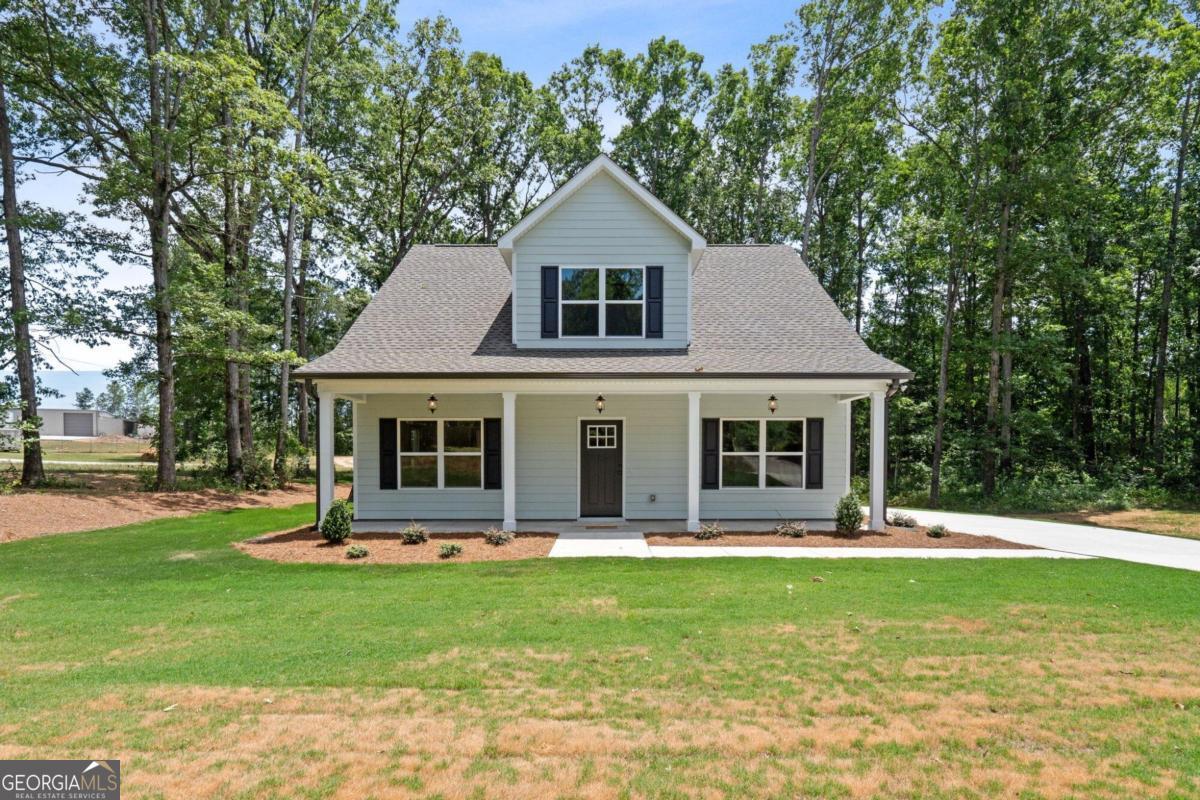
left=718, top=417, right=806, bottom=490
left=559, top=266, right=646, bottom=338
left=397, top=418, right=484, bottom=490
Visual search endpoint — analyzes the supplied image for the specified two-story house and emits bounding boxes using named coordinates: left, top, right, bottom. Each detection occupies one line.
left=295, top=155, right=911, bottom=532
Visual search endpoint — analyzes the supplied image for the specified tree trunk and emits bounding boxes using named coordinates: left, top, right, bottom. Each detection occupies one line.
left=296, top=216, right=313, bottom=452
left=1152, top=82, right=1196, bottom=463
left=0, top=80, right=45, bottom=487
left=983, top=197, right=1011, bottom=497
left=1130, top=263, right=1145, bottom=456
left=273, top=0, right=319, bottom=483
left=220, top=20, right=243, bottom=486
left=800, top=84, right=826, bottom=265
left=929, top=265, right=959, bottom=508
left=144, top=0, right=176, bottom=490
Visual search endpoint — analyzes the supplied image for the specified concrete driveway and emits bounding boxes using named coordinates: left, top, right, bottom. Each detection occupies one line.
left=896, top=507, right=1200, bottom=573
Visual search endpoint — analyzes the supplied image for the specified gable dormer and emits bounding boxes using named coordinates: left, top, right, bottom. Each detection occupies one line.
left=499, top=155, right=705, bottom=349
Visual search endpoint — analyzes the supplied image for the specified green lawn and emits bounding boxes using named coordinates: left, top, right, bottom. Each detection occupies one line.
left=1, top=507, right=1198, bottom=799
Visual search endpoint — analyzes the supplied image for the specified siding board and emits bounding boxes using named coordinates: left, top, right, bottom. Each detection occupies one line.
left=511, top=172, right=691, bottom=348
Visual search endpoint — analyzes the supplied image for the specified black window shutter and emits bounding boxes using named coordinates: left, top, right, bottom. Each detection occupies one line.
left=379, top=418, right=397, bottom=490
left=702, top=418, right=720, bottom=489
left=646, top=265, right=663, bottom=338
left=541, top=266, right=559, bottom=338
left=483, top=418, right=502, bottom=489
left=805, top=418, right=824, bottom=490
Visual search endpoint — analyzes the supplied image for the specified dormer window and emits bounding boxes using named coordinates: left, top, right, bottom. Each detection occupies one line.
left=560, top=267, right=645, bottom=337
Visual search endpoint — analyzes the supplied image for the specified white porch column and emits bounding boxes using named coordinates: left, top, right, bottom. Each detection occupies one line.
left=317, top=389, right=335, bottom=525
left=502, top=391, right=517, bottom=530
left=686, top=391, right=701, bottom=532
left=869, top=390, right=886, bottom=532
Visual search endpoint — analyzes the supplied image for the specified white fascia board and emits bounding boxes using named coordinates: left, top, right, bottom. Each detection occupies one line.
left=496, top=154, right=706, bottom=271
left=312, top=377, right=896, bottom=396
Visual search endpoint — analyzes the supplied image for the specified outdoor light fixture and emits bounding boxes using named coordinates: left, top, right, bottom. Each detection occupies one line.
left=595, top=395, right=606, bottom=414
left=427, top=395, right=438, bottom=414
left=768, top=395, right=778, bottom=414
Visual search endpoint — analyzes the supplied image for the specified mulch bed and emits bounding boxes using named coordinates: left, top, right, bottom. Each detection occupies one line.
left=645, top=525, right=1033, bottom=549
left=235, top=528, right=558, bottom=564
left=1, top=474, right=350, bottom=543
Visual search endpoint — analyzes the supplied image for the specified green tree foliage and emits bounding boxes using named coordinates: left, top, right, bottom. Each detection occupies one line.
left=2, top=0, right=1198, bottom=501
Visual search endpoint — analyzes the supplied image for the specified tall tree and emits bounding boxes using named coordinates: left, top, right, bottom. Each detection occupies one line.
left=0, top=77, right=43, bottom=486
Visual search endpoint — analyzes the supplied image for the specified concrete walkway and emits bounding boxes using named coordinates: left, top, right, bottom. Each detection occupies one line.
left=647, top=546, right=1088, bottom=560
left=895, top=507, right=1200, bottom=573
left=549, top=530, right=652, bottom=558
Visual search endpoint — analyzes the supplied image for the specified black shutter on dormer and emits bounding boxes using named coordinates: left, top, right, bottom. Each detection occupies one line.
left=805, top=418, right=824, bottom=490
left=379, top=418, right=397, bottom=490
left=646, top=265, right=663, bottom=338
left=541, top=266, right=558, bottom=338
left=483, top=418, right=502, bottom=489
left=701, top=418, right=719, bottom=489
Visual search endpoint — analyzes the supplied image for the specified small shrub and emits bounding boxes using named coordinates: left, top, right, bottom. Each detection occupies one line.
left=400, top=521, right=429, bottom=544
left=439, top=543, right=463, bottom=559
left=888, top=511, right=917, bottom=528
left=927, top=524, right=948, bottom=539
left=834, top=492, right=863, bottom=536
left=695, top=521, right=725, bottom=540
left=775, top=520, right=807, bottom=538
left=320, top=499, right=353, bottom=543
left=484, top=527, right=515, bottom=546
left=345, top=544, right=369, bottom=559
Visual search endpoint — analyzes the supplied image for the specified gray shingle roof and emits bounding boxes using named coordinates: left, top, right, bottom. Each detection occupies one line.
left=295, top=244, right=912, bottom=379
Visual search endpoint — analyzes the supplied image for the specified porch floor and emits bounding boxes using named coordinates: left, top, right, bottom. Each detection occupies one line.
left=351, top=519, right=840, bottom=534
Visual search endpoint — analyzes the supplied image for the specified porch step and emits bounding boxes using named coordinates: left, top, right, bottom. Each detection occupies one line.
left=549, top=531, right=651, bottom=559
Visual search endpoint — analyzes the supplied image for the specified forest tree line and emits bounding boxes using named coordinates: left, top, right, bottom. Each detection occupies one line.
left=2, top=0, right=1199, bottom=505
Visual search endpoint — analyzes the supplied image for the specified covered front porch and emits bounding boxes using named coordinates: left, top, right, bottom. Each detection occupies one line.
left=313, top=377, right=896, bottom=533
left=349, top=518, right=844, bottom=534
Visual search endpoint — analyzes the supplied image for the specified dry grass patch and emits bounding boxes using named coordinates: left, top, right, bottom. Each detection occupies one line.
left=1025, top=508, right=1200, bottom=540
left=3, top=673, right=1195, bottom=800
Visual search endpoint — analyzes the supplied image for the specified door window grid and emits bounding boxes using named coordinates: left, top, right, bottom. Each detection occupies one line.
left=587, top=424, right=618, bottom=448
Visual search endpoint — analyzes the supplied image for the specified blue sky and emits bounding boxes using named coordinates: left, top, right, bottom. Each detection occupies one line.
left=25, top=0, right=804, bottom=377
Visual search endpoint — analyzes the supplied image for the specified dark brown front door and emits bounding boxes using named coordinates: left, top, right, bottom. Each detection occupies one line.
left=580, top=420, right=623, bottom=516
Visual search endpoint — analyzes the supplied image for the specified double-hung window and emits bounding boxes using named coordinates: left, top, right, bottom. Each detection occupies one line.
left=560, top=266, right=644, bottom=337
left=399, top=419, right=483, bottom=488
left=720, top=418, right=806, bottom=489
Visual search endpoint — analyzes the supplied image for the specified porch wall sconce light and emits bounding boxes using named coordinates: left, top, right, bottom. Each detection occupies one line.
left=767, top=395, right=778, bottom=414
left=427, top=395, right=438, bottom=414
left=595, top=395, right=606, bottom=414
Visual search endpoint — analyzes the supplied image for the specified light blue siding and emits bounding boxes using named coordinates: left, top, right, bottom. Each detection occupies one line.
left=511, top=172, right=691, bottom=348
left=354, top=394, right=503, bottom=520
left=514, top=394, right=688, bottom=519
left=700, top=394, right=848, bottom=520
left=353, top=392, right=849, bottom=522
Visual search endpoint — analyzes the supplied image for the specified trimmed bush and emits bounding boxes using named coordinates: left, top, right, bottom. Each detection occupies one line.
left=695, top=521, right=725, bottom=540
left=439, top=543, right=463, bottom=559
left=775, top=520, right=807, bottom=538
left=834, top=492, right=863, bottom=537
left=888, top=511, right=918, bottom=528
left=400, top=521, right=429, bottom=544
left=484, top=527, right=515, bottom=546
left=320, top=499, right=353, bottom=543
left=927, top=524, right=948, bottom=539
left=345, top=544, right=369, bottom=559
